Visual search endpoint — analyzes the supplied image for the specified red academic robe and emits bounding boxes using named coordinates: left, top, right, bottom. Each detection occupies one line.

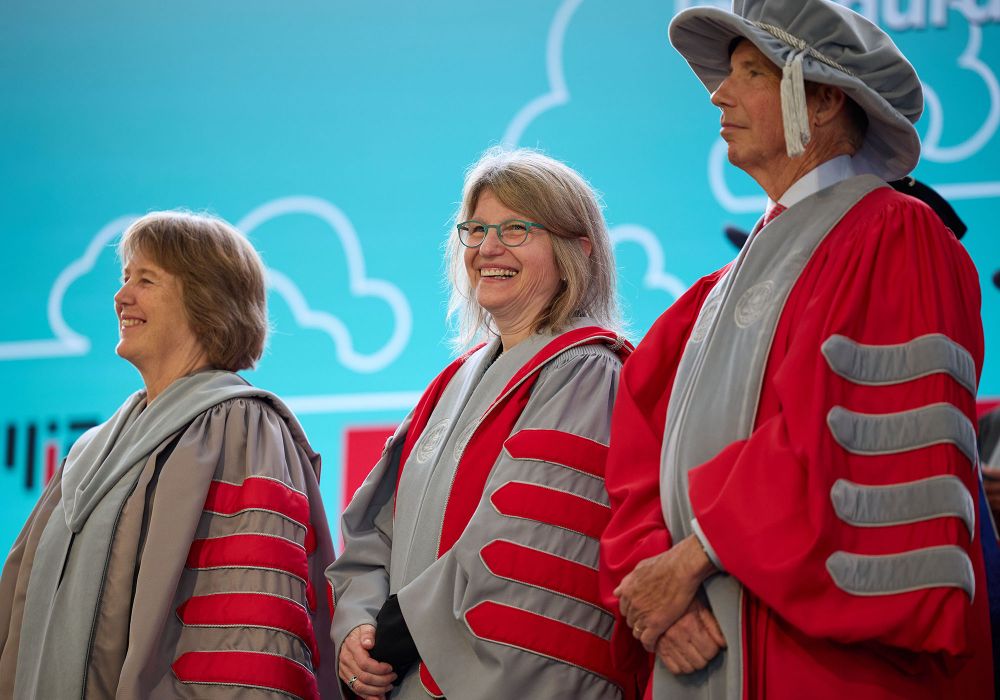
left=599, top=187, right=993, bottom=699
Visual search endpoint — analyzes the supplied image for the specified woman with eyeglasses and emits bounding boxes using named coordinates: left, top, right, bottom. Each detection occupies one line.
left=327, top=147, right=638, bottom=699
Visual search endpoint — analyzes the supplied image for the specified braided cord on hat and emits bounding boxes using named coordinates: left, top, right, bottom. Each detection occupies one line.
left=752, top=21, right=858, bottom=158
left=753, top=22, right=857, bottom=77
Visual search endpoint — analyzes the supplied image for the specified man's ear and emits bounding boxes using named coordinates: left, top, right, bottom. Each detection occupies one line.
left=579, top=236, right=593, bottom=258
left=812, top=84, right=847, bottom=127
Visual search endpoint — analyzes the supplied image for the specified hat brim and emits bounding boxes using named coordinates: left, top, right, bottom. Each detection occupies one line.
left=668, top=7, right=921, bottom=181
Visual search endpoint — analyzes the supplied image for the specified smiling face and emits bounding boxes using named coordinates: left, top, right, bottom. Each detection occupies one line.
left=114, top=249, right=207, bottom=391
left=463, top=189, right=562, bottom=348
left=710, top=40, right=788, bottom=180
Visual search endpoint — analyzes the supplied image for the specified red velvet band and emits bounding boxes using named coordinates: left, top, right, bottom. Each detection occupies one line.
left=173, top=650, right=318, bottom=700
left=504, top=429, right=609, bottom=479
left=204, top=476, right=310, bottom=528
left=465, top=600, right=620, bottom=688
left=480, top=539, right=607, bottom=611
left=176, top=592, right=318, bottom=661
left=204, top=476, right=317, bottom=554
left=490, top=482, right=610, bottom=540
left=419, top=661, right=445, bottom=697
left=186, top=533, right=309, bottom=584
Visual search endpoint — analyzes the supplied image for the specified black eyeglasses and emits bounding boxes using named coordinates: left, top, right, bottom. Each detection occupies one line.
left=456, top=219, right=547, bottom=248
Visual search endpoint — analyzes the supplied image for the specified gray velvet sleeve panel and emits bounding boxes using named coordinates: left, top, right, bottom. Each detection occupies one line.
left=397, top=345, right=626, bottom=700
left=120, top=397, right=338, bottom=700
left=325, top=416, right=409, bottom=677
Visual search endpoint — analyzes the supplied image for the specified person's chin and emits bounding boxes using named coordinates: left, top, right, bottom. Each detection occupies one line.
left=476, top=287, right=512, bottom=311
left=115, top=341, right=137, bottom=364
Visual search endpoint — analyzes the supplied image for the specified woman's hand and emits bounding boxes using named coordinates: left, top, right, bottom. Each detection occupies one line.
left=339, top=624, right=397, bottom=699
left=655, top=597, right=727, bottom=674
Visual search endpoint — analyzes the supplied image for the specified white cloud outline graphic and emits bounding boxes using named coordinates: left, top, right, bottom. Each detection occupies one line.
left=237, top=195, right=412, bottom=374
left=503, top=0, right=690, bottom=301
left=1, top=197, right=413, bottom=380
left=0, top=215, right=137, bottom=360
left=922, top=23, right=999, bottom=163
left=501, top=0, right=582, bottom=148
left=611, top=225, right=687, bottom=300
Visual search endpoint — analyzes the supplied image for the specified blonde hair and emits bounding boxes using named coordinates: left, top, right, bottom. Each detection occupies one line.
left=118, top=211, right=268, bottom=371
left=447, top=147, right=621, bottom=350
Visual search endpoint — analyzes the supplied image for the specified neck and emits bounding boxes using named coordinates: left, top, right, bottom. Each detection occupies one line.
left=753, top=142, right=854, bottom=202
left=141, top=352, right=211, bottom=403
left=496, top=318, right=538, bottom=352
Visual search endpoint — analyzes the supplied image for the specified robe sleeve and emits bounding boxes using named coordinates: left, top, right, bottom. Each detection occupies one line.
left=134, top=397, right=338, bottom=700
left=688, top=196, right=986, bottom=658
left=323, top=415, right=409, bottom=698
left=397, top=345, right=636, bottom=699
left=598, top=271, right=725, bottom=677
left=0, top=468, right=64, bottom=696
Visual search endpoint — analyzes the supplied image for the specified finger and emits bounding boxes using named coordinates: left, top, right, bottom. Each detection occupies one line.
left=350, top=679, right=393, bottom=698
left=618, top=595, right=631, bottom=622
left=658, top=646, right=683, bottom=675
left=662, top=647, right=693, bottom=674
left=340, top=654, right=363, bottom=684
left=640, top=626, right=663, bottom=652
left=661, top=626, right=708, bottom=673
left=357, top=655, right=396, bottom=676
left=696, top=607, right=727, bottom=648
left=357, top=669, right=397, bottom=689
left=358, top=624, right=377, bottom=649
left=680, top=638, right=712, bottom=670
left=687, top=630, right=722, bottom=662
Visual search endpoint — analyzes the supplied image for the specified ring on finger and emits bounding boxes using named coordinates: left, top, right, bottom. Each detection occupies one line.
left=348, top=675, right=359, bottom=689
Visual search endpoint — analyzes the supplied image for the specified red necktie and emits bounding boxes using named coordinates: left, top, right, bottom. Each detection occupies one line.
left=762, top=203, right=787, bottom=228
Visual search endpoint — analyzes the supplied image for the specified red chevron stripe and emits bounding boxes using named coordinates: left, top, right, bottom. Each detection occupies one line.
left=173, top=650, right=318, bottom=700
left=480, top=540, right=607, bottom=611
left=465, top=601, right=620, bottom=688
left=204, top=477, right=310, bottom=529
left=490, top=482, right=610, bottom=540
left=504, top=429, right=609, bottom=479
left=186, top=534, right=308, bottom=583
left=176, top=592, right=318, bottom=661
left=419, top=662, right=445, bottom=697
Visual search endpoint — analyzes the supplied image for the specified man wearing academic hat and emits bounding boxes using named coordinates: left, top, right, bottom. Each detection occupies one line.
left=599, top=1, right=992, bottom=698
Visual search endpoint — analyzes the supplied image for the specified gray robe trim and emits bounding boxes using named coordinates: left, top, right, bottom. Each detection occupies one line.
left=830, top=476, right=975, bottom=537
left=827, top=403, right=978, bottom=467
left=329, top=319, right=625, bottom=699
left=821, top=333, right=977, bottom=396
left=826, top=546, right=975, bottom=599
left=14, top=370, right=301, bottom=700
left=657, top=175, right=885, bottom=700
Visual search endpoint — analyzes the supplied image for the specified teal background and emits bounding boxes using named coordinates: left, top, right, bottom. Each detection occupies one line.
left=2, top=0, right=999, bottom=551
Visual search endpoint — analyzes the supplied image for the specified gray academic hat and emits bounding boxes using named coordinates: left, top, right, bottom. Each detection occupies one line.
left=669, top=0, right=923, bottom=180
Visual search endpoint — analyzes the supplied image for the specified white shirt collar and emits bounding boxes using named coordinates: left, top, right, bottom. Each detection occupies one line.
left=767, top=155, right=858, bottom=213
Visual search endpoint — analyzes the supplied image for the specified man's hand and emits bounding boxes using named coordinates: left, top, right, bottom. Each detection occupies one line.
left=656, top=597, right=727, bottom=674
left=614, top=534, right=717, bottom=651
left=339, top=624, right=397, bottom=699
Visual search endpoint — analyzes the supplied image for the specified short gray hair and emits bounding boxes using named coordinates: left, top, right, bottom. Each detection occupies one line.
left=447, top=147, right=621, bottom=351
